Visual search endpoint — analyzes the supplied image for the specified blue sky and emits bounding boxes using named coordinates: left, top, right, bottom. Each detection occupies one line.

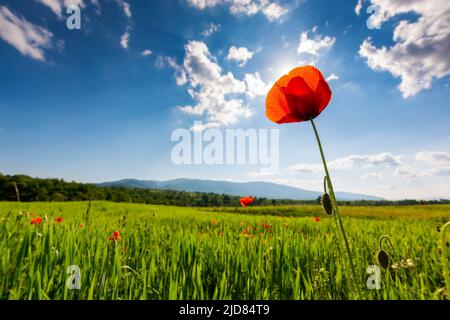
left=0, top=0, right=449, bottom=199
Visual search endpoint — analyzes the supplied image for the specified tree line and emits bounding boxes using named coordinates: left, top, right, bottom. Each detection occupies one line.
left=0, top=173, right=448, bottom=207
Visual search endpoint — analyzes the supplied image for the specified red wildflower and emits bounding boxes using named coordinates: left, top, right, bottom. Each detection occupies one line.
left=109, top=230, right=122, bottom=241
left=55, top=217, right=63, bottom=223
left=240, top=196, right=254, bottom=207
left=31, top=216, right=43, bottom=225
left=314, top=217, right=320, bottom=222
left=79, top=224, right=84, bottom=228
left=266, top=66, right=332, bottom=124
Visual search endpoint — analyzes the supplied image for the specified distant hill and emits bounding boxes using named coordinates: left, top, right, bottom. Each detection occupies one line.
left=98, top=178, right=383, bottom=201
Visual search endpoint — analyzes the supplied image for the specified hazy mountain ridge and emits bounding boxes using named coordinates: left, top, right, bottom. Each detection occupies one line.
left=98, top=178, right=383, bottom=201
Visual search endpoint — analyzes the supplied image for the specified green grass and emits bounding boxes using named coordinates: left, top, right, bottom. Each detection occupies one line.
left=0, top=201, right=449, bottom=300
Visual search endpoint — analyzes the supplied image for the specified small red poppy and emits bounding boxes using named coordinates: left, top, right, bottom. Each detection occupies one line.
left=109, top=230, right=122, bottom=241
left=55, top=217, right=63, bottom=223
left=266, top=66, right=332, bottom=124
left=240, top=196, right=254, bottom=207
left=31, top=216, right=43, bottom=225
left=314, top=217, right=320, bottom=222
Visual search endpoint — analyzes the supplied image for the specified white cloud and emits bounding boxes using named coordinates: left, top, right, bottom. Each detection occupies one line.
left=227, top=46, right=254, bottom=67
left=423, top=166, right=450, bottom=177
left=358, top=0, right=450, bottom=98
left=247, top=170, right=278, bottom=178
left=120, top=31, right=129, bottom=49
left=288, top=163, right=322, bottom=173
left=169, top=41, right=267, bottom=130
left=394, top=165, right=417, bottom=180
left=186, top=0, right=220, bottom=10
left=297, top=29, right=335, bottom=57
left=166, top=56, right=187, bottom=85
left=114, top=0, right=132, bottom=50
left=186, top=0, right=289, bottom=21
left=415, top=151, right=450, bottom=165
left=201, top=22, right=220, bottom=37
left=0, top=6, right=54, bottom=61
left=261, top=1, right=289, bottom=21
left=416, top=151, right=450, bottom=177
left=288, top=152, right=405, bottom=173
left=244, top=72, right=270, bottom=98
left=141, top=49, right=152, bottom=56
left=115, top=0, right=131, bottom=18
left=326, top=73, right=339, bottom=81
left=355, top=0, right=364, bottom=15
left=190, top=121, right=222, bottom=132
left=362, top=172, right=385, bottom=179
left=329, top=153, right=405, bottom=170
left=36, top=0, right=85, bottom=19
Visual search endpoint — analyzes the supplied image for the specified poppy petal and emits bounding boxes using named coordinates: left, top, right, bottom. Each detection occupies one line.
left=283, top=76, right=320, bottom=121
left=288, top=66, right=323, bottom=90
left=314, top=79, right=332, bottom=112
left=266, top=83, right=291, bottom=123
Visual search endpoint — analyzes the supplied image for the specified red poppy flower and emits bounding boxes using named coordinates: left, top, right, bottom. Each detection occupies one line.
left=266, top=66, right=332, bottom=124
left=240, top=196, right=254, bottom=207
left=31, top=216, right=43, bottom=225
left=314, top=217, right=320, bottom=222
left=55, top=217, right=63, bottom=223
left=109, top=230, right=122, bottom=241
left=79, top=224, right=84, bottom=228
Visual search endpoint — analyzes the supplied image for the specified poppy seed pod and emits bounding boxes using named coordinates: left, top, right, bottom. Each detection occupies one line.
left=377, top=250, right=390, bottom=269
left=321, top=193, right=333, bottom=215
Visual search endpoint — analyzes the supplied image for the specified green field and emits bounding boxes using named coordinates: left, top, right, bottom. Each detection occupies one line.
left=0, top=201, right=449, bottom=300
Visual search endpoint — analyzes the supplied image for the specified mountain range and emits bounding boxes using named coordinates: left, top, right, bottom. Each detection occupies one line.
left=97, top=178, right=383, bottom=201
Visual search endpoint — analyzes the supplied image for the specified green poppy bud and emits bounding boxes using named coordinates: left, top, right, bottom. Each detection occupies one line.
left=377, top=250, right=390, bottom=269
left=321, top=193, right=333, bottom=215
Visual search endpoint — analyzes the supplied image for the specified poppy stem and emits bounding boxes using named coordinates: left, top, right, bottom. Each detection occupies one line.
left=310, top=119, right=360, bottom=298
